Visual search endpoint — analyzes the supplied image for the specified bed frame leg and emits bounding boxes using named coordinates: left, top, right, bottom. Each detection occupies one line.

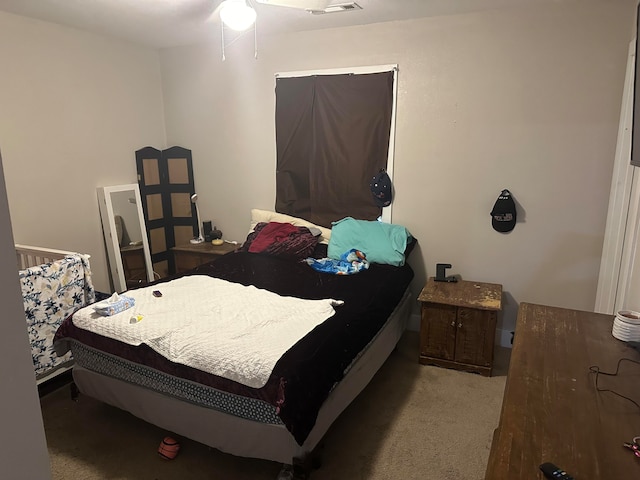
left=277, top=452, right=320, bottom=480
left=310, top=441, right=324, bottom=469
left=70, top=382, right=80, bottom=402
left=276, top=463, right=309, bottom=480
left=277, top=442, right=324, bottom=479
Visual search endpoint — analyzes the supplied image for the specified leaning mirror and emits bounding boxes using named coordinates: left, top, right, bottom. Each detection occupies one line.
left=97, top=184, right=154, bottom=293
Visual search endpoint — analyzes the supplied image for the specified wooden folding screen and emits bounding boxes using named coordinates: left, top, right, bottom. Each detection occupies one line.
left=135, top=146, right=196, bottom=278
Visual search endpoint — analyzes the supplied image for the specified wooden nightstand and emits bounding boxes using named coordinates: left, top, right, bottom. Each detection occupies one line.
left=417, top=277, right=502, bottom=376
left=171, top=242, right=237, bottom=274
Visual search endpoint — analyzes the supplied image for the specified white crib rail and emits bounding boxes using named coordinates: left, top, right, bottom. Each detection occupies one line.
left=15, top=244, right=89, bottom=270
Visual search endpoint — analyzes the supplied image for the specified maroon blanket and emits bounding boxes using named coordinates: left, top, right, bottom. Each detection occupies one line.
left=55, top=245, right=414, bottom=445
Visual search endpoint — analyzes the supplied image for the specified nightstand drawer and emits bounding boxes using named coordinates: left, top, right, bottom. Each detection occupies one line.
left=174, top=251, right=210, bottom=273
left=171, top=242, right=237, bottom=274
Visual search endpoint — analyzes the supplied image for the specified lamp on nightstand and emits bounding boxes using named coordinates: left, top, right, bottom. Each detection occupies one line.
left=190, top=193, right=204, bottom=244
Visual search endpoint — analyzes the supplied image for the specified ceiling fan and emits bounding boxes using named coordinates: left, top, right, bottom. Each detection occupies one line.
left=216, top=0, right=342, bottom=32
left=215, top=0, right=356, bottom=59
left=253, top=0, right=335, bottom=11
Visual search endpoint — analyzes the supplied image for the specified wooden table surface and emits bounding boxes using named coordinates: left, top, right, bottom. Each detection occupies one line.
left=417, top=277, right=502, bottom=311
left=485, top=303, right=640, bottom=479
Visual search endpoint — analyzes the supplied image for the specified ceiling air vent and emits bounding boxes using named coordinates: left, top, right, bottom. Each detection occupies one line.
left=308, top=2, right=362, bottom=15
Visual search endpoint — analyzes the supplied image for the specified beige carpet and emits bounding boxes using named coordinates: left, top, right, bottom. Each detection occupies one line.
left=40, top=332, right=508, bottom=480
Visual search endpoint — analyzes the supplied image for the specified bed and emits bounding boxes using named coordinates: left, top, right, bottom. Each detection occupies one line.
left=53, top=211, right=415, bottom=478
left=16, top=244, right=95, bottom=385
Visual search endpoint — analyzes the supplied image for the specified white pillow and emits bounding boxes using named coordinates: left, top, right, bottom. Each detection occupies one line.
left=250, top=209, right=331, bottom=244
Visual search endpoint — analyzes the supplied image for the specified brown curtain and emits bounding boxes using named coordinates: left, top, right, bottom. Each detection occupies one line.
left=275, top=71, right=394, bottom=228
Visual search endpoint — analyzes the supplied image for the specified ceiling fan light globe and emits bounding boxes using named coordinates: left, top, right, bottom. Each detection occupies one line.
left=220, top=1, right=257, bottom=31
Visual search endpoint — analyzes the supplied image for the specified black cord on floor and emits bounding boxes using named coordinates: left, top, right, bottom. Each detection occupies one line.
left=588, top=358, right=640, bottom=410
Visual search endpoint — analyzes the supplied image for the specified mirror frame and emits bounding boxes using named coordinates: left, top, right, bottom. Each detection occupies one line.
left=97, top=184, right=154, bottom=293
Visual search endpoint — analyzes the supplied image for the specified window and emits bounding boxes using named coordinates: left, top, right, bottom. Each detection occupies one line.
left=274, top=65, right=398, bottom=228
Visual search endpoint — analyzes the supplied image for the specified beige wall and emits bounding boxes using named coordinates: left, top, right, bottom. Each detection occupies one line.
left=0, top=16, right=167, bottom=475
left=159, top=0, right=635, bottom=341
left=0, top=12, right=166, bottom=292
left=0, top=1, right=634, bottom=340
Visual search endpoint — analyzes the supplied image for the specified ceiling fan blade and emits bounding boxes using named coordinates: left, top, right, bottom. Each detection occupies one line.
left=169, top=0, right=223, bottom=23
left=253, top=0, right=334, bottom=11
left=209, top=0, right=227, bottom=18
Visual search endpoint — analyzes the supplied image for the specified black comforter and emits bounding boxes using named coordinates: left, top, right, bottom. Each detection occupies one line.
left=55, top=246, right=414, bottom=445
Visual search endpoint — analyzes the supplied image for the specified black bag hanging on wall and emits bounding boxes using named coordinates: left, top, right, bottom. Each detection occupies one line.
left=490, top=189, right=517, bottom=233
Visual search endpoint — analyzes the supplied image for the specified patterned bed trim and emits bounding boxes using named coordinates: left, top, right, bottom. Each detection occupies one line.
left=69, top=340, right=284, bottom=425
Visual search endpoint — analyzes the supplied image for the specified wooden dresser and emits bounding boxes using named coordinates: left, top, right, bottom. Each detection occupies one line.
left=171, top=242, right=237, bottom=274
left=485, top=303, right=640, bottom=479
left=418, top=278, right=502, bottom=376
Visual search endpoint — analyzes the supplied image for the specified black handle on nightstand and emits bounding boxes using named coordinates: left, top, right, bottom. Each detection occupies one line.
left=435, top=263, right=458, bottom=282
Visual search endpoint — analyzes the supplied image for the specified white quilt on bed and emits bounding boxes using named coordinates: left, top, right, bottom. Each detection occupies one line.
left=72, top=275, right=343, bottom=388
